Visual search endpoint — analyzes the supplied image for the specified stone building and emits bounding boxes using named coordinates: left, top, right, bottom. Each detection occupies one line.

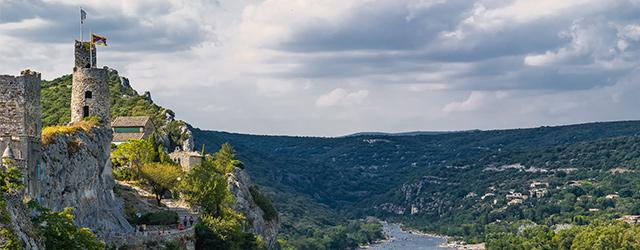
left=0, top=69, right=42, bottom=196
left=71, top=41, right=110, bottom=125
left=111, top=116, right=156, bottom=145
left=169, top=150, right=202, bottom=172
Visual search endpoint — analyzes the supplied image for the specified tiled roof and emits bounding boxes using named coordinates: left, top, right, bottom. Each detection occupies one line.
left=112, top=132, right=145, bottom=142
left=112, top=116, right=151, bottom=127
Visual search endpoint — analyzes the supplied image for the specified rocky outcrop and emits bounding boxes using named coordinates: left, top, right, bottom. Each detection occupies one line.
left=34, top=126, right=133, bottom=237
left=1, top=194, right=44, bottom=249
left=180, top=124, right=194, bottom=152
left=227, top=168, right=279, bottom=249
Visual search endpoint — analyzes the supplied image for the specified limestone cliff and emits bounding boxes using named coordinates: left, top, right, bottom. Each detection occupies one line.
left=34, top=126, right=133, bottom=237
left=1, top=195, right=44, bottom=249
left=228, top=168, right=279, bottom=249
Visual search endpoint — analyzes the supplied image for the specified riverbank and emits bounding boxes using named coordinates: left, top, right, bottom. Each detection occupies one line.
left=360, top=221, right=485, bottom=250
left=359, top=222, right=451, bottom=249
left=404, top=226, right=485, bottom=250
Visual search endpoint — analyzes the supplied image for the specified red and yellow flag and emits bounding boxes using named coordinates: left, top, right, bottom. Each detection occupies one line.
left=91, top=33, right=107, bottom=46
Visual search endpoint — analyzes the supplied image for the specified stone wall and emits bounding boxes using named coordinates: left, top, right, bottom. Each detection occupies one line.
left=74, top=41, right=96, bottom=69
left=35, top=126, right=133, bottom=237
left=71, top=67, right=110, bottom=125
left=106, top=226, right=195, bottom=250
left=168, top=151, right=201, bottom=172
left=0, top=70, right=41, bottom=196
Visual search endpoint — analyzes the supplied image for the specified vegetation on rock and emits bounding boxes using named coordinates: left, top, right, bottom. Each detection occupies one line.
left=249, top=186, right=277, bottom=221
left=31, top=206, right=105, bottom=250
left=181, top=144, right=267, bottom=249
left=41, top=117, right=100, bottom=145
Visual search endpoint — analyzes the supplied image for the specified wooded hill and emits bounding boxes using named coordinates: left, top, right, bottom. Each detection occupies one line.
left=192, top=121, right=640, bottom=244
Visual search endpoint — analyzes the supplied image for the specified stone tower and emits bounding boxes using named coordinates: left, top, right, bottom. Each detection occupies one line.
left=0, top=70, right=42, bottom=195
left=70, top=40, right=110, bottom=125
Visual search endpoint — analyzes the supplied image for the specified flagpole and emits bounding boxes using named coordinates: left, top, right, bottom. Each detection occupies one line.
left=90, top=30, right=93, bottom=68
left=80, top=7, right=83, bottom=42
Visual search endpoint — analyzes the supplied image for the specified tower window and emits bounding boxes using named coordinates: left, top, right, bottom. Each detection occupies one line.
left=83, top=106, right=90, bottom=118
left=85, top=91, right=92, bottom=99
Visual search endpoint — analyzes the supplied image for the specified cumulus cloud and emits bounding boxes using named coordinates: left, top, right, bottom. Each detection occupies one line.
left=316, top=88, right=369, bottom=107
left=2, top=0, right=640, bottom=136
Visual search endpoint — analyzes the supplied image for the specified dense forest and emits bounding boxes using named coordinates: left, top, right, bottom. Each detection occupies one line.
left=192, top=121, right=640, bottom=247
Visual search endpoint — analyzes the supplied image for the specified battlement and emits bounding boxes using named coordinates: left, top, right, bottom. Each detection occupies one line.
left=74, top=40, right=96, bottom=70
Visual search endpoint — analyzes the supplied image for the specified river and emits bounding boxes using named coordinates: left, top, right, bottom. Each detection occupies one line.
left=359, top=222, right=453, bottom=250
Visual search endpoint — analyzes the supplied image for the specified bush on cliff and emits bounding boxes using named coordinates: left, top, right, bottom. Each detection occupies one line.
left=183, top=144, right=267, bottom=249
left=249, top=186, right=277, bottom=221
left=0, top=161, right=23, bottom=250
left=41, top=118, right=99, bottom=145
left=31, top=205, right=105, bottom=250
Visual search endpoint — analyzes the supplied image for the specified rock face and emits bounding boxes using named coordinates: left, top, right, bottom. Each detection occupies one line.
left=227, top=168, right=279, bottom=249
left=180, top=124, right=194, bottom=152
left=1, top=194, right=44, bottom=249
left=34, top=126, right=133, bottom=237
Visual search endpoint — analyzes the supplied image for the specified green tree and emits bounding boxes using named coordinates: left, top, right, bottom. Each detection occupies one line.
left=139, top=163, right=183, bottom=205
left=214, top=143, right=243, bottom=174
left=111, top=139, right=155, bottom=179
left=32, top=207, right=105, bottom=250
left=0, top=160, right=24, bottom=193
left=182, top=155, right=231, bottom=217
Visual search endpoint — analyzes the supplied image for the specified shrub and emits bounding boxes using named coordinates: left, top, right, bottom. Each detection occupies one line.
left=249, top=186, right=277, bottom=221
left=31, top=206, right=105, bottom=250
left=41, top=119, right=99, bottom=145
left=137, top=210, right=179, bottom=225
left=113, top=167, right=133, bottom=181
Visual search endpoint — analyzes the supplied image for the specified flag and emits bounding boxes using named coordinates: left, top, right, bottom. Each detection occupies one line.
left=91, top=33, right=107, bottom=46
left=80, top=9, right=87, bottom=24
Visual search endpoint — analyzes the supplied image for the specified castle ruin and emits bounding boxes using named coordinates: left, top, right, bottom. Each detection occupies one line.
left=0, top=41, right=133, bottom=237
left=0, top=69, right=42, bottom=197
left=71, top=41, right=110, bottom=125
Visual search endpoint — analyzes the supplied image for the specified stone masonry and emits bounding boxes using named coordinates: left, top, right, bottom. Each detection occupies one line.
left=74, top=40, right=96, bottom=69
left=0, top=70, right=42, bottom=196
left=71, top=41, right=110, bottom=125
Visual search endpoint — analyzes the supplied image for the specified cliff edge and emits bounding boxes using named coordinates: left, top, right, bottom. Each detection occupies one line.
left=34, top=124, right=133, bottom=237
left=228, top=167, right=279, bottom=249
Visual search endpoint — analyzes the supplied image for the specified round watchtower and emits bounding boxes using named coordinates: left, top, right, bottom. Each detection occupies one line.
left=70, top=41, right=110, bottom=125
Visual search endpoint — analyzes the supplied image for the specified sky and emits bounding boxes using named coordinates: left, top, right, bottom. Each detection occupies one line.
left=1, top=0, right=640, bottom=136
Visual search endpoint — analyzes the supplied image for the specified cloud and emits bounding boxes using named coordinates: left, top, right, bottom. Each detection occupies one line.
left=2, top=0, right=640, bottom=136
left=316, top=88, right=369, bottom=107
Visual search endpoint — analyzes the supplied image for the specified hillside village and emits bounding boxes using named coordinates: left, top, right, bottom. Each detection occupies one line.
left=0, top=40, right=279, bottom=249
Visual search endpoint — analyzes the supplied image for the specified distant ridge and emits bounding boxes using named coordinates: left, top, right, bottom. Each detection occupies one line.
left=344, top=130, right=481, bottom=137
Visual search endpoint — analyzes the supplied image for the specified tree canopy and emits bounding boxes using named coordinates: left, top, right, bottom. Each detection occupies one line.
left=139, top=163, right=183, bottom=205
